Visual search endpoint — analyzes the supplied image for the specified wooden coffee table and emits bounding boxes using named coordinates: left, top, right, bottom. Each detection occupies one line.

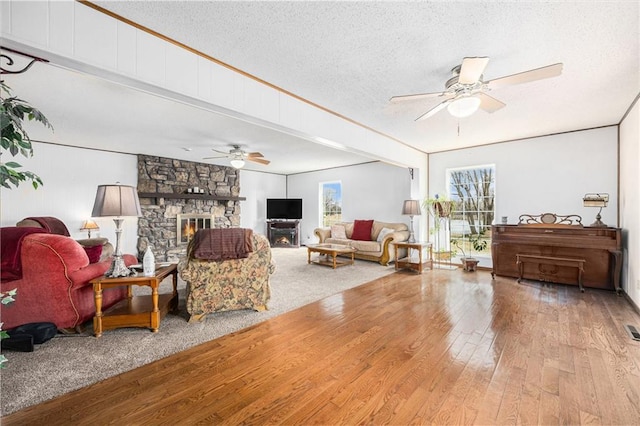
left=307, top=243, right=357, bottom=269
left=91, top=263, right=179, bottom=337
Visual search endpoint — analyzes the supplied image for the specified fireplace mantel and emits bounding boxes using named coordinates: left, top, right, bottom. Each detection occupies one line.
left=138, top=192, right=246, bottom=203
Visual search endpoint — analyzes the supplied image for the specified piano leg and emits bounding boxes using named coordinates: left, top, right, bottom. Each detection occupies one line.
left=516, top=257, right=523, bottom=283
left=577, top=264, right=585, bottom=293
left=610, top=249, right=623, bottom=296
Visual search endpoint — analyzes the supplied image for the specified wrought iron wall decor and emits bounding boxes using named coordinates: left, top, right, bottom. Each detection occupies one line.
left=0, top=46, right=48, bottom=78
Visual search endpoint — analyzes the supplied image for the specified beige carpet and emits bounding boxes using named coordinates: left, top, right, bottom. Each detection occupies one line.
left=0, top=247, right=395, bottom=415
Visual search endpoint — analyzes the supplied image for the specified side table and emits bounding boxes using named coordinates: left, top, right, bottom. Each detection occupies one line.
left=91, top=263, right=179, bottom=337
left=394, top=241, right=433, bottom=273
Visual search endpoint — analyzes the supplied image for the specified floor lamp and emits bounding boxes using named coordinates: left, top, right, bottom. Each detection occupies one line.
left=91, top=184, right=142, bottom=277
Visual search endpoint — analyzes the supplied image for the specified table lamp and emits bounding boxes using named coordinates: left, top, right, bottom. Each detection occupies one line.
left=80, top=219, right=100, bottom=238
left=583, top=193, right=609, bottom=227
left=91, top=184, right=142, bottom=277
left=402, top=199, right=421, bottom=243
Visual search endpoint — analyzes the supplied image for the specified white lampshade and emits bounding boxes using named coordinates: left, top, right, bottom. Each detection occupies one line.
left=448, top=96, right=481, bottom=118
left=230, top=159, right=245, bottom=169
left=91, top=184, right=142, bottom=217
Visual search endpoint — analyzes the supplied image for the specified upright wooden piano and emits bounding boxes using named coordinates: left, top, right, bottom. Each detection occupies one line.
left=491, top=213, right=622, bottom=293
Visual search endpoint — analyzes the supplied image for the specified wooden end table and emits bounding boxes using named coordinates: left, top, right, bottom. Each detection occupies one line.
left=91, top=263, right=179, bottom=337
left=393, top=241, right=433, bottom=273
left=307, top=243, right=357, bottom=269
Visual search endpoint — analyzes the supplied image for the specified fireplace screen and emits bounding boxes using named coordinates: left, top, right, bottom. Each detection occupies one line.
left=177, top=214, right=215, bottom=244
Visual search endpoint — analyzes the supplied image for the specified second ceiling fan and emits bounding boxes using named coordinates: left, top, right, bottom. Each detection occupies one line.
left=390, top=57, right=563, bottom=120
left=203, top=145, right=270, bottom=169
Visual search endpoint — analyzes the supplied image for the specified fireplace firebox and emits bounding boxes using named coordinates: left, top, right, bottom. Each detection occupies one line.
left=177, top=214, right=215, bottom=244
left=267, top=220, right=300, bottom=248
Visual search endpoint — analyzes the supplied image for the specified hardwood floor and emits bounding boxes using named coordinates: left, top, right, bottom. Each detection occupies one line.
left=4, top=269, right=640, bottom=425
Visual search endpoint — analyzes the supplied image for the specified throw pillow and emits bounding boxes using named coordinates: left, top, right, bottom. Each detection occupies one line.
left=330, top=224, right=347, bottom=239
left=83, top=244, right=103, bottom=263
left=351, top=219, right=374, bottom=241
left=376, top=227, right=395, bottom=242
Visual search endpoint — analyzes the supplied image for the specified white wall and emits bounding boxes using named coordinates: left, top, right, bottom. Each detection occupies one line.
left=1, top=144, right=290, bottom=254
left=430, top=126, right=619, bottom=228
left=287, top=162, right=413, bottom=246
left=0, top=143, right=139, bottom=253
left=620, top=98, right=640, bottom=306
left=239, top=171, right=287, bottom=235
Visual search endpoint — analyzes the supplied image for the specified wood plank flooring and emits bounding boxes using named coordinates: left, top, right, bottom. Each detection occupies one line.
left=3, top=269, right=640, bottom=425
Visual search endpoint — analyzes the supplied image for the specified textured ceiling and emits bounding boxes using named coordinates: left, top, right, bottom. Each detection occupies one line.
left=5, top=1, right=639, bottom=175
left=93, top=1, right=640, bottom=153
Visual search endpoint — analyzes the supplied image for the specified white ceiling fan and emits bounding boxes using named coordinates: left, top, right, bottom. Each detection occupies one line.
left=390, top=57, right=563, bottom=120
left=203, top=144, right=271, bottom=169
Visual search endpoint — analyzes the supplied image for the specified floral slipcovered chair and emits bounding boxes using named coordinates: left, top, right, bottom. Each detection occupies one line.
left=178, top=231, right=275, bottom=323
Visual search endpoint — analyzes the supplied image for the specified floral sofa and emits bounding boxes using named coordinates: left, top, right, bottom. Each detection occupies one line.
left=178, top=232, right=275, bottom=323
left=314, top=220, right=410, bottom=265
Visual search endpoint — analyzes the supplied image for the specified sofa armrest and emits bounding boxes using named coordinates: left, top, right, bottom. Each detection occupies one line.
left=379, top=230, right=411, bottom=265
left=68, top=254, right=138, bottom=289
left=314, top=228, right=331, bottom=243
left=386, top=230, right=410, bottom=243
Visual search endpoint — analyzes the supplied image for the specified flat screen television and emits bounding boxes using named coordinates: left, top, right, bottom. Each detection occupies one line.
left=267, top=198, right=303, bottom=220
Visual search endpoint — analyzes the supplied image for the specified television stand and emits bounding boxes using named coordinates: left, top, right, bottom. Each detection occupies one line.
left=267, top=220, right=300, bottom=248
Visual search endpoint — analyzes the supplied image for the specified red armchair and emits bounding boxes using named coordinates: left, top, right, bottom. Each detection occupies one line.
left=0, top=232, right=136, bottom=331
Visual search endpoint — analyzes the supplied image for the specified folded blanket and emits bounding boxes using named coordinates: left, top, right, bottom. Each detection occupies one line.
left=1, top=227, right=48, bottom=281
left=190, top=228, right=254, bottom=261
left=23, top=217, right=70, bottom=236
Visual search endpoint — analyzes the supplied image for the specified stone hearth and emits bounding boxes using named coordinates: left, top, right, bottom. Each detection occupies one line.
left=137, top=155, right=240, bottom=261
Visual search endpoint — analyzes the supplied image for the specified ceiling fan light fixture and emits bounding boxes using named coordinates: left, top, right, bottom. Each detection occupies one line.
left=230, top=159, right=245, bottom=169
left=447, top=96, right=481, bottom=118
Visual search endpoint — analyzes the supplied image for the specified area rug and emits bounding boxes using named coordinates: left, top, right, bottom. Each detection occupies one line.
left=0, top=247, right=395, bottom=415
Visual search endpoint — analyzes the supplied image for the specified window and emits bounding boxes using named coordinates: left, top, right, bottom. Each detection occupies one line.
left=448, top=165, right=495, bottom=258
left=320, top=181, right=342, bottom=227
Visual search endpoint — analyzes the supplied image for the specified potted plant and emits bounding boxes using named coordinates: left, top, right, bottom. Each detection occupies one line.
left=423, top=194, right=455, bottom=262
left=422, top=193, right=454, bottom=223
left=451, top=232, right=488, bottom=272
left=0, top=288, right=17, bottom=368
left=0, top=81, right=52, bottom=189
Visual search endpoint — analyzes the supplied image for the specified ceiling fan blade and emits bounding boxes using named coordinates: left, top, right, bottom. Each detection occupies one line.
left=247, top=157, right=270, bottom=165
left=486, top=63, right=563, bottom=90
left=476, top=92, right=506, bottom=113
left=415, top=99, right=453, bottom=121
left=246, top=152, right=264, bottom=158
left=210, top=148, right=231, bottom=156
left=458, top=57, right=490, bottom=85
left=202, top=155, right=227, bottom=160
left=389, top=91, right=445, bottom=103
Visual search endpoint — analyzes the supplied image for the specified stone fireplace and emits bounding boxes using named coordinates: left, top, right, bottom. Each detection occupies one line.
left=137, top=155, right=243, bottom=262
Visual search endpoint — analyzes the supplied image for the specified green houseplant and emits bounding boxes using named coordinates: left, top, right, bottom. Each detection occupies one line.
left=451, top=232, right=488, bottom=272
left=423, top=194, right=456, bottom=262
left=0, top=288, right=17, bottom=368
left=0, top=81, right=52, bottom=189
